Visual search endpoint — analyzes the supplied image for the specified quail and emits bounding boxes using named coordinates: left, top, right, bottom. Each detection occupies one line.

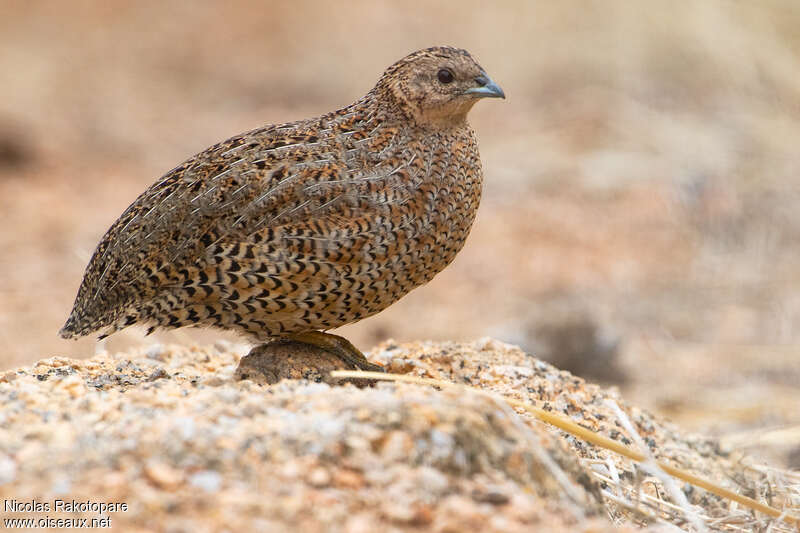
left=60, top=46, right=505, bottom=370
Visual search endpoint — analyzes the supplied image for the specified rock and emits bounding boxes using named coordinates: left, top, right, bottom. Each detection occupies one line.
left=0, top=339, right=794, bottom=531
left=234, top=340, right=375, bottom=387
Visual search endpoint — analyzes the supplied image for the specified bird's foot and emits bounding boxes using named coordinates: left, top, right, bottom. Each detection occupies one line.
left=282, top=331, right=385, bottom=373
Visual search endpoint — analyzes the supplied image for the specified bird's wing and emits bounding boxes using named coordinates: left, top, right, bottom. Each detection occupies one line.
left=62, top=119, right=425, bottom=336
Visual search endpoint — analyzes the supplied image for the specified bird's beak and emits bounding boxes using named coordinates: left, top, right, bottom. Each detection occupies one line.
left=465, top=73, right=505, bottom=99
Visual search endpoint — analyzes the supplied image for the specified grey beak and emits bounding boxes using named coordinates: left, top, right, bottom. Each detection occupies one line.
left=465, top=73, right=505, bottom=99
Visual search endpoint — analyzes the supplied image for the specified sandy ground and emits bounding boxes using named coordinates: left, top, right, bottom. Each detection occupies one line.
left=1, top=340, right=796, bottom=531
left=1, top=1, right=799, bottom=468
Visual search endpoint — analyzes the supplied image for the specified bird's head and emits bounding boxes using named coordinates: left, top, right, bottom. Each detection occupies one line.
left=375, top=46, right=505, bottom=128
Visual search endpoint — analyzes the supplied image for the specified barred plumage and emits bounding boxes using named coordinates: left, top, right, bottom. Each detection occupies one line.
left=60, top=46, right=504, bottom=343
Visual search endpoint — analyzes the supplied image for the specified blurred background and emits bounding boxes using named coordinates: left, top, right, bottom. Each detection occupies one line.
left=1, top=1, right=799, bottom=467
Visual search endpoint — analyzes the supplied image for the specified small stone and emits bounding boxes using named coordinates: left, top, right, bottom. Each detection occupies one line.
left=381, top=431, right=413, bottom=462
left=213, top=340, right=232, bottom=352
left=343, top=513, right=374, bottom=533
left=147, top=368, right=168, bottom=381
left=308, top=467, right=331, bottom=487
left=103, top=471, right=128, bottom=489
left=35, top=356, right=72, bottom=368
left=475, top=337, right=500, bottom=351
left=145, top=344, right=168, bottom=361
left=144, top=461, right=183, bottom=490
left=333, top=469, right=364, bottom=490
left=411, top=504, right=434, bottom=526
left=57, top=374, right=87, bottom=398
left=235, top=341, right=365, bottom=386
left=472, top=488, right=510, bottom=505
left=280, top=460, right=302, bottom=480
left=416, top=467, right=449, bottom=495
left=493, top=365, right=534, bottom=378
left=0, top=455, right=17, bottom=484
left=344, top=435, right=370, bottom=452
left=202, top=376, right=226, bottom=387
left=189, top=470, right=222, bottom=493
left=172, top=416, right=196, bottom=440
left=388, top=358, right=416, bottom=373
left=382, top=501, right=416, bottom=523
left=50, top=476, right=72, bottom=494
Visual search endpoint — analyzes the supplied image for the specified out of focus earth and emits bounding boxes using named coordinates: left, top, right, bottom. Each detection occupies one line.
left=0, top=1, right=799, bottom=469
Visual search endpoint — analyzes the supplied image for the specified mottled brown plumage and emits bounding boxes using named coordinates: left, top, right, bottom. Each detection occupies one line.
left=60, top=46, right=504, bottom=348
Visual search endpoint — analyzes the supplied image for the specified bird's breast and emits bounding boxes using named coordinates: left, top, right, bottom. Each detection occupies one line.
left=342, top=126, right=483, bottom=283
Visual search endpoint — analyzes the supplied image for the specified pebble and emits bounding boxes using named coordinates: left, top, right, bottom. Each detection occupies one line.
left=308, top=467, right=331, bottom=487
left=0, top=454, right=17, bottom=484
left=144, top=460, right=184, bottom=489
left=188, top=470, right=222, bottom=493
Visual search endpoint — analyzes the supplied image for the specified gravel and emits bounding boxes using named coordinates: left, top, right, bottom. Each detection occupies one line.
left=0, top=338, right=794, bottom=532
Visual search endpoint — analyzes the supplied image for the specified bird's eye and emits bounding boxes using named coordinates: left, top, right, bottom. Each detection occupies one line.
left=437, top=68, right=454, bottom=84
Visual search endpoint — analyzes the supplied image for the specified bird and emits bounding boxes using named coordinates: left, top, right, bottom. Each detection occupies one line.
left=60, top=46, right=505, bottom=371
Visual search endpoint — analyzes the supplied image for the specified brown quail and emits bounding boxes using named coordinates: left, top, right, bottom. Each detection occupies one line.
left=60, top=46, right=505, bottom=370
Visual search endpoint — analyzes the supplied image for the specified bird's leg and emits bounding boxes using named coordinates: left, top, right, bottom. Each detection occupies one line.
left=282, top=331, right=385, bottom=372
